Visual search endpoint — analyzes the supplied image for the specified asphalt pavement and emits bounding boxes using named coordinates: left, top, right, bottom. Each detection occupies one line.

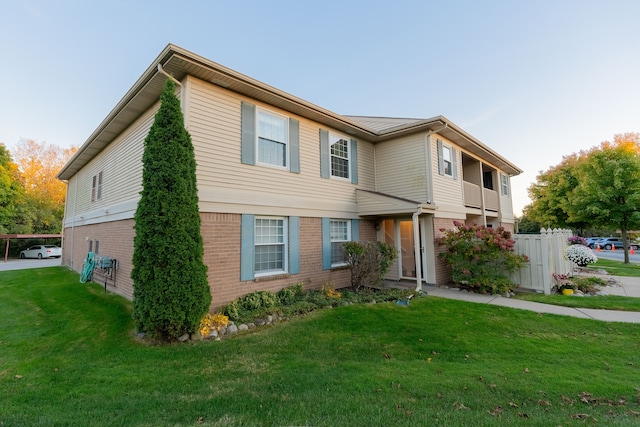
left=0, top=257, right=62, bottom=271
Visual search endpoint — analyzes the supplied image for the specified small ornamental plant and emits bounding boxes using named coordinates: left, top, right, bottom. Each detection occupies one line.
left=199, top=313, right=229, bottom=337
left=565, top=244, right=598, bottom=267
left=567, top=235, right=588, bottom=246
left=552, top=272, right=575, bottom=292
left=437, top=221, right=529, bottom=294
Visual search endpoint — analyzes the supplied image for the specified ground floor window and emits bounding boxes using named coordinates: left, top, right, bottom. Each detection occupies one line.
left=330, top=219, right=350, bottom=265
left=254, top=216, right=287, bottom=275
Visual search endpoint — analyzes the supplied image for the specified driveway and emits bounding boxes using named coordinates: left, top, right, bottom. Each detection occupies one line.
left=0, top=258, right=62, bottom=271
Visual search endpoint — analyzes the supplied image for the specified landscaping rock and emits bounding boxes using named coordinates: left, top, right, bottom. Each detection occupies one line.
left=238, top=324, right=249, bottom=331
left=266, top=315, right=273, bottom=324
left=178, top=333, right=190, bottom=342
left=247, top=323, right=256, bottom=329
left=256, top=319, right=266, bottom=326
left=209, top=330, right=218, bottom=338
left=226, top=324, right=238, bottom=335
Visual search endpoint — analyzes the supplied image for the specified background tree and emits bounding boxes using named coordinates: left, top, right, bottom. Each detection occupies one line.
left=571, top=133, right=640, bottom=263
left=525, top=132, right=640, bottom=263
left=0, top=143, right=24, bottom=234
left=526, top=153, right=588, bottom=232
left=12, top=139, right=77, bottom=233
left=131, top=79, right=211, bottom=342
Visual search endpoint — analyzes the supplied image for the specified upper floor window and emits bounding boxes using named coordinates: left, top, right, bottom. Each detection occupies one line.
left=330, top=219, right=351, bottom=265
left=91, top=171, right=103, bottom=202
left=330, top=133, right=350, bottom=179
left=257, top=110, right=288, bottom=168
left=436, top=139, right=457, bottom=179
left=241, top=101, right=300, bottom=173
left=319, top=129, right=358, bottom=184
left=500, top=173, right=510, bottom=197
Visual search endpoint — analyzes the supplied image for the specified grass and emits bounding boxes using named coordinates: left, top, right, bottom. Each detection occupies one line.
left=514, top=293, right=640, bottom=312
left=589, top=258, right=640, bottom=277
left=2, top=267, right=640, bottom=426
left=515, top=259, right=640, bottom=312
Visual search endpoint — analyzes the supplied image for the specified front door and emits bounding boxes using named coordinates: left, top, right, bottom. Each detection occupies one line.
left=399, top=220, right=416, bottom=278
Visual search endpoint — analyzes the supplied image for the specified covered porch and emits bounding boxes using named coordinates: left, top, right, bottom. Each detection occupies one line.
left=356, top=189, right=438, bottom=291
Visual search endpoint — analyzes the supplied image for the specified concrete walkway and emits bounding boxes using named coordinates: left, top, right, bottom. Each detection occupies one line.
left=422, top=274, right=640, bottom=324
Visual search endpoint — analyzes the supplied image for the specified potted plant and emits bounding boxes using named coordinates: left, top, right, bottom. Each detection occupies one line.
left=565, top=244, right=598, bottom=267
left=567, top=235, right=588, bottom=246
left=553, top=272, right=576, bottom=295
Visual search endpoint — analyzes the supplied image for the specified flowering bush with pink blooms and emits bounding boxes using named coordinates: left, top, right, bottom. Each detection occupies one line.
left=437, top=222, right=529, bottom=294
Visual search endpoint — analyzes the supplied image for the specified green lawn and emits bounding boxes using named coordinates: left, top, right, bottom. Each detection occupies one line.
left=515, top=259, right=640, bottom=312
left=590, top=258, right=640, bottom=277
left=2, top=267, right=640, bottom=426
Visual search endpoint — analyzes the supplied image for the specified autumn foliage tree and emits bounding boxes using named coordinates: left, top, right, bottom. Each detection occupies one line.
left=0, top=144, right=23, bottom=233
left=12, top=139, right=76, bottom=233
left=526, top=132, right=640, bottom=263
left=131, top=79, right=211, bottom=342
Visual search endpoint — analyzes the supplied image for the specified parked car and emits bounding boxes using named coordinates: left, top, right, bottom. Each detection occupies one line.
left=595, top=238, right=639, bottom=251
left=586, top=237, right=604, bottom=248
left=19, top=245, right=62, bottom=259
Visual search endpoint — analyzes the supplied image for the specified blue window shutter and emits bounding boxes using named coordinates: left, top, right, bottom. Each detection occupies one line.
left=350, top=139, right=358, bottom=184
left=289, top=216, right=300, bottom=274
left=289, top=118, right=300, bottom=173
left=322, top=217, right=331, bottom=270
left=437, top=139, right=444, bottom=175
left=319, top=129, right=330, bottom=178
left=240, top=214, right=255, bottom=281
left=452, top=147, right=458, bottom=180
left=241, top=102, right=256, bottom=165
left=351, top=219, right=360, bottom=242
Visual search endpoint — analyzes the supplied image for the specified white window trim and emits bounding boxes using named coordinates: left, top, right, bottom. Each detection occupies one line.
left=441, top=144, right=454, bottom=178
left=254, top=216, right=288, bottom=277
left=329, top=132, right=351, bottom=181
left=256, top=108, right=289, bottom=170
left=501, top=174, right=510, bottom=197
left=330, top=219, right=351, bottom=267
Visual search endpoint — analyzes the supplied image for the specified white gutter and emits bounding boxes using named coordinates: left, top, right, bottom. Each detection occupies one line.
left=157, top=64, right=183, bottom=87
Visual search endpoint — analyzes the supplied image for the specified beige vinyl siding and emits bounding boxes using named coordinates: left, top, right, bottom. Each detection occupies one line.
left=186, top=76, right=375, bottom=218
left=374, top=134, right=428, bottom=202
left=431, top=134, right=465, bottom=218
left=63, top=106, right=155, bottom=227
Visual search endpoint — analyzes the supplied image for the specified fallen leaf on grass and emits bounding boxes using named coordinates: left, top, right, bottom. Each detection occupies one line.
left=508, top=402, right=518, bottom=408
left=14, top=375, right=22, bottom=379
left=487, top=406, right=503, bottom=416
left=627, top=409, right=640, bottom=416
left=524, top=368, right=530, bottom=373
left=489, top=384, right=497, bottom=389
left=570, top=413, right=592, bottom=419
left=383, top=353, right=391, bottom=359
left=453, top=401, right=470, bottom=411
left=537, top=400, right=551, bottom=406
left=562, top=395, right=575, bottom=405
left=517, top=413, right=529, bottom=418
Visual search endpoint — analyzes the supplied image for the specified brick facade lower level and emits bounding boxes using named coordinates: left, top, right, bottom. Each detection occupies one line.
left=62, top=214, right=377, bottom=310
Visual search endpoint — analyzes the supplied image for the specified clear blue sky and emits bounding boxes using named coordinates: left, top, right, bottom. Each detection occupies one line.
left=2, top=0, right=639, bottom=215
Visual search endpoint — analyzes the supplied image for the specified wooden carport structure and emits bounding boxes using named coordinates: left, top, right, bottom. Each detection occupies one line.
left=1, top=234, right=63, bottom=262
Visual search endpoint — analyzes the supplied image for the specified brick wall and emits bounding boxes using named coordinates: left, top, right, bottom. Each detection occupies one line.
left=64, top=215, right=377, bottom=311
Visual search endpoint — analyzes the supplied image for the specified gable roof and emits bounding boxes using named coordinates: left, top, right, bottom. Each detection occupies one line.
left=57, top=44, right=522, bottom=180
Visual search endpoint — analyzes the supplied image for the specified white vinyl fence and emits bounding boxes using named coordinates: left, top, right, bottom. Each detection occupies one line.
left=511, top=228, right=574, bottom=294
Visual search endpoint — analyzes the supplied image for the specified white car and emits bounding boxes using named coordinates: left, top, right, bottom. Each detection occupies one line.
left=19, top=245, right=62, bottom=259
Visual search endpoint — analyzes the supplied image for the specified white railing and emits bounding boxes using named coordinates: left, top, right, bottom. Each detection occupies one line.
left=511, top=228, right=573, bottom=294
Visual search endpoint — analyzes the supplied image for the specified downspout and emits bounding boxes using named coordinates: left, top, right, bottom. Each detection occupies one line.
left=70, top=174, right=78, bottom=269
left=412, top=206, right=423, bottom=292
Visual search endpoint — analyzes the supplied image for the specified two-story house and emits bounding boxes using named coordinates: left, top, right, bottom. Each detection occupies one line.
left=57, top=44, right=522, bottom=308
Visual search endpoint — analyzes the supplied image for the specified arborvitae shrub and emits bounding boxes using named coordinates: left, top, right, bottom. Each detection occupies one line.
left=131, top=79, right=211, bottom=341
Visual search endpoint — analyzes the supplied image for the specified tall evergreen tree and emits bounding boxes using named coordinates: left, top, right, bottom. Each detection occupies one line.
left=131, top=79, right=211, bottom=341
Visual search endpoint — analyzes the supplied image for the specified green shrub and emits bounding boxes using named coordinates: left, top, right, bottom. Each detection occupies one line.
left=437, top=221, right=528, bottom=294
left=343, top=241, right=397, bottom=291
left=131, top=79, right=211, bottom=341
left=276, top=283, right=304, bottom=305
left=571, top=276, right=607, bottom=294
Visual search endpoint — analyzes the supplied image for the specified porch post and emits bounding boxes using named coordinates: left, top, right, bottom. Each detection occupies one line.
left=412, top=207, right=423, bottom=292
